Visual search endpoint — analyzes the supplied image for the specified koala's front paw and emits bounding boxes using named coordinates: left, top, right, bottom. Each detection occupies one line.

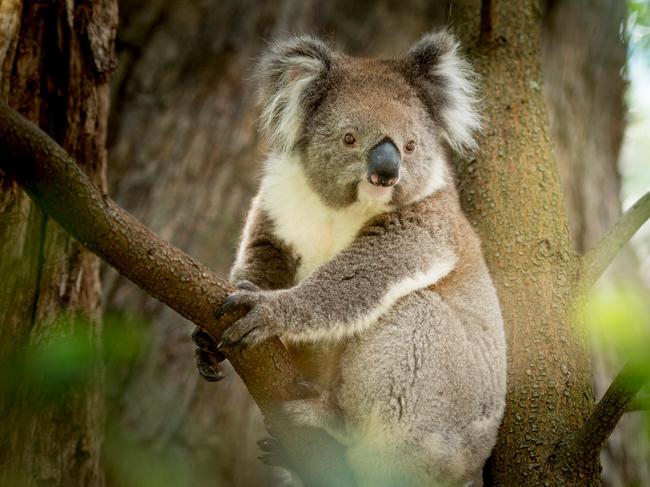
left=217, top=290, right=285, bottom=348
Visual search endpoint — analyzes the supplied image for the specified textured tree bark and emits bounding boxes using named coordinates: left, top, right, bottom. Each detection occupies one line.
left=0, top=0, right=117, bottom=485
left=452, top=1, right=599, bottom=484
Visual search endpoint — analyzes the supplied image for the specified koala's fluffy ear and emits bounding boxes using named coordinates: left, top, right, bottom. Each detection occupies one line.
left=256, top=36, right=334, bottom=153
left=402, top=31, right=480, bottom=154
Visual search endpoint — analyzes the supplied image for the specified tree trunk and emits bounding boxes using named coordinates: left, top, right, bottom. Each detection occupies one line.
left=0, top=0, right=117, bottom=485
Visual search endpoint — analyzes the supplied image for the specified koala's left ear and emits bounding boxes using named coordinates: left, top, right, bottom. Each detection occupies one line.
left=401, top=31, right=480, bottom=154
left=255, top=36, right=335, bottom=153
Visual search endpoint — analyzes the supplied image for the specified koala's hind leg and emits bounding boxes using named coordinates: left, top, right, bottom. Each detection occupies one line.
left=281, top=387, right=349, bottom=445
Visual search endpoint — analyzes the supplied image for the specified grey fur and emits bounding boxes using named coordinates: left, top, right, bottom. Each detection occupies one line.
left=219, top=31, right=506, bottom=487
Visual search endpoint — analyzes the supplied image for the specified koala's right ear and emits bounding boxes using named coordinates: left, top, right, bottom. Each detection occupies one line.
left=255, top=36, right=334, bottom=153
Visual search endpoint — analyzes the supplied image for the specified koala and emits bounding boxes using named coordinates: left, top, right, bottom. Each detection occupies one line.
left=193, top=31, right=506, bottom=487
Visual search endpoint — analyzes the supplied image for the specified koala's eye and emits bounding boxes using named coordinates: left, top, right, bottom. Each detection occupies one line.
left=404, top=140, right=416, bottom=153
left=343, top=133, right=357, bottom=146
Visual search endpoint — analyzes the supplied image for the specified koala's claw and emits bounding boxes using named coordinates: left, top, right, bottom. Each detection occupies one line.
left=219, top=318, right=266, bottom=348
left=192, top=329, right=223, bottom=355
left=257, top=437, right=281, bottom=453
left=216, top=291, right=279, bottom=348
left=191, top=328, right=226, bottom=382
left=263, top=416, right=278, bottom=437
left=215, top=288, right=265, bottom=321
left=216, top=288, right=285, bottom=349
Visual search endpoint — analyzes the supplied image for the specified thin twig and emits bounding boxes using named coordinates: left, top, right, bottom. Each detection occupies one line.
left=0, top=101, right=355, bottom=487
left=579, top=191, right=650, bottom=291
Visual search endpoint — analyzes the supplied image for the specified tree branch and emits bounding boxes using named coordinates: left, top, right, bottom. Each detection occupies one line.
left=579, top=191, right=650, bottom=291
left=0, top=101, right=354, bottom=487
left=554, top=361, right=649, bottom=464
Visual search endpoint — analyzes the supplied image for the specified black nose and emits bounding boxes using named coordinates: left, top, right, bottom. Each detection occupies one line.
left=368, top=140, right=401, bottom=187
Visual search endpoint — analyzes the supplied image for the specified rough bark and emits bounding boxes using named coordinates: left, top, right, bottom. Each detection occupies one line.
left=0, top=0, right=116, bottom=485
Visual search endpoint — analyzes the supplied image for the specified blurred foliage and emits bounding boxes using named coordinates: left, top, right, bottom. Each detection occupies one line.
left=103, top=426, right=195, bottom=487
left=588, top=285, right=650, bottom=362
left=587, top=284, right=650, bottom=411
left=628, top=0, right=650, bottom=57
left=0, top=312, right=201, bottom=487
left=1, top=316, right=97, bottom=408
left=0, top=314, right=145, bottom=403
left=103, top=313, right=200, bottom=486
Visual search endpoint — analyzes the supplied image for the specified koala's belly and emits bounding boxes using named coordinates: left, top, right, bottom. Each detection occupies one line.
left=336, top=290, right=504, bottom=483
left=337, top=289, right=502, bottom=434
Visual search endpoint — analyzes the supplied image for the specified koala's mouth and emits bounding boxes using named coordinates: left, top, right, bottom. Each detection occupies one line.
left=357, top=180, right=395, bottom=203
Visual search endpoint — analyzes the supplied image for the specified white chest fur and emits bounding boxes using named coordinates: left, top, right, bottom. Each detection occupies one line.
left=260, top=155, right=390, bottom=282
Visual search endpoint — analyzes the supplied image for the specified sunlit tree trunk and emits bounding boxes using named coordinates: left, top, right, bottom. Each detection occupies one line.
left=0, top=0, right=116, bottom=485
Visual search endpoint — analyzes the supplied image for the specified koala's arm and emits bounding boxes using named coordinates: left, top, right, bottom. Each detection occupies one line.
left=219, top=199, right=457, bottom=347
left=280, top=206, right=455, bottom=341
left=193, top=199, right=297, bottom=381
left=230, top=197, right=298, bottom=291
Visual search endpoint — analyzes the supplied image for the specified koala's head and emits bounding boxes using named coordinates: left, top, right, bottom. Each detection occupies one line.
left=255, top=31, right=479, bottom=208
